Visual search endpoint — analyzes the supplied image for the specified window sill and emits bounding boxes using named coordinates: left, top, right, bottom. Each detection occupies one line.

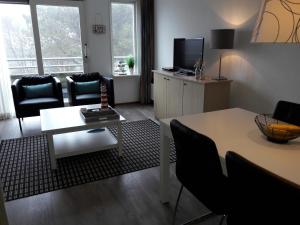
left=113, top=73, right=140, bottom=78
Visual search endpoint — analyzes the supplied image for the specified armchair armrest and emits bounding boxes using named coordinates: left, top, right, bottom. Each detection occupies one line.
left=11, top=79, right=22, bottom=105
left=66, top=76, right=76, bottom=106
left=11, top=79, right=23, bottom=118
left=53, top=77, right=64, bottom=106
left=102, top=76, right=115, bottom=107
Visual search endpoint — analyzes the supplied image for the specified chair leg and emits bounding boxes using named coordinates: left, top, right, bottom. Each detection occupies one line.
left=219, top=215, right=226, bottom=225
left=172, top=184, right=184, bottom=225
left=18, top=118, right=23, bottom=134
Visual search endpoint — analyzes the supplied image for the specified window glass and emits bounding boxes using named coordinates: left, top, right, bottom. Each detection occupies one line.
left=0, top=4, right=38, bottom=76
left=111, top=2, right=136, bottom=73
left=37, top=5, right=84, bottom=74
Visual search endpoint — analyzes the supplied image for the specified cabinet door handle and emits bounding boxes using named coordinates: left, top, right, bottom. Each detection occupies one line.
left=166, top=78, right=170, bottom=81
left=184, top=83, right=187, bottom=86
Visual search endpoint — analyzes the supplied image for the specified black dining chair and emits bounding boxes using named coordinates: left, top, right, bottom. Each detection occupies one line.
left=226, top=151, right=300, bottom=225
left=273, top=100, right=300, bottom=126
left=170, top=119, right=229, bottom=225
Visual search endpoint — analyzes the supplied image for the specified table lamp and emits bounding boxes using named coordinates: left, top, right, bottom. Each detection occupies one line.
left=210, top=29, right=235, bottom=80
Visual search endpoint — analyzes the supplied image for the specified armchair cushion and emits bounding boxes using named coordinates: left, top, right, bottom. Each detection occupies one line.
left=23, top=83, right=54, bottom=99
left=19, top=97, right=60, bottom=106
left=75, top=80, right=100, bottom=95
left=76, top=93, right=100, bottom=101
left=75, top=93, right=101, bottom=106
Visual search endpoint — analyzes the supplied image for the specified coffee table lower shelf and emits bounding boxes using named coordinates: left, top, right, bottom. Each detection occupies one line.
left=47, top=127, right=123, bottom=169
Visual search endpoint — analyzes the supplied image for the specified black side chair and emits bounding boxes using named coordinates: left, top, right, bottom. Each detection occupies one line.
left=66, top=72, right=115, bottom=107
left=226, top=151, right=300, bottom=225
left=11, top=75, right=64, bottom=132
left=170, top=120, right=229, bottom=225
left=273, top=100, right=300, bottom=126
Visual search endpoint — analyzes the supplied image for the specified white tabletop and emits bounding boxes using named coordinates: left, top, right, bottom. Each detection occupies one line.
left=161, top=108, right=300, bottom=187
left=41, top=104, right=125, bottom=132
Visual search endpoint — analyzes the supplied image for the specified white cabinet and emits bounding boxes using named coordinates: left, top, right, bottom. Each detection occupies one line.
left=166, top=76, right=183, bottom=118
left=153, top=70, right=232, bottom=119
left=182, top=81, right=204, bottom=115
left=154, top=74, right=167, bottom=119
left=154, top=74, right=183, bottom=118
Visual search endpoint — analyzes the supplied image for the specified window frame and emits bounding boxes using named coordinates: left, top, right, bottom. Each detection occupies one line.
left=30, top=0, right=87, bottom=75
left=110, top=0, right=140, bottom=75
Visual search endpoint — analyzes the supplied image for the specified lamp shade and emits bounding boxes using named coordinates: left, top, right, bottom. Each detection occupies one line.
left=252, top=0, right=300, bottom=43
left=210, top=29, right=235, bottom=49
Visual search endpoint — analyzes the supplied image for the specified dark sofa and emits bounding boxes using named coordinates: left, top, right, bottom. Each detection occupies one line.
left=66, top=72, right=115, bottom=107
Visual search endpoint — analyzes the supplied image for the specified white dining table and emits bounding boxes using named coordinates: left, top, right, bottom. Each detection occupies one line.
left=159, top=108, right=300, bottom=203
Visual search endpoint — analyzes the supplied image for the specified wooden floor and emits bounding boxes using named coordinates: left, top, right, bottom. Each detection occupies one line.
left=0, top=104, right=220, bottom=225
left=0, top=103, right=156, bottom=140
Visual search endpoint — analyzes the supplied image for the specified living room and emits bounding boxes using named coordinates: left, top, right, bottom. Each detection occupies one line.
left=1, top=0, right=300, bottom=225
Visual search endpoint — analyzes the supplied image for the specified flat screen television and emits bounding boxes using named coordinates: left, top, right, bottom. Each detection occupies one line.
left=173, top=38, right=204, bottom=74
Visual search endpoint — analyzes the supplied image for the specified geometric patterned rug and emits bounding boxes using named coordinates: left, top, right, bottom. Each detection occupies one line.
left=0, top=120, right=175, bottom=201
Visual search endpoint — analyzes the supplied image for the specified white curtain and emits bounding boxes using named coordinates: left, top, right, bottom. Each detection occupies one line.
left=0, top=25, right=15, bottom=120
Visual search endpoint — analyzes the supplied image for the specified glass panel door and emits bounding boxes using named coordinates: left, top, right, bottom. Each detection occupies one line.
left=34, top=1, right=86, bottom=75
left=0, top=4, right=38, bottom=78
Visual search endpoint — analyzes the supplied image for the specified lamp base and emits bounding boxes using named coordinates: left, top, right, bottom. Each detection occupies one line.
left=213, top=76, right=228, bottom=81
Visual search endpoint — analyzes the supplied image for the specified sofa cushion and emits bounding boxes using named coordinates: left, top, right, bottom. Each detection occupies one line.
left=76, top=93, right=100, bottom=101
left=23, top=83, right=54, bottom=99
left=75, top=80, right=100, bottom=95
left=74, top=93, right=101, bottom=106
left=19, top=97, right=59, bottom=106
left=17, top=97, right=62, bottom=117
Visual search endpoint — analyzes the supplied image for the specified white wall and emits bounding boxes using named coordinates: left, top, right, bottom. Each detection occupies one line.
left=85, top=0, right=112, bottom=75
left=154, top=0, right=300, bottom=113
left=114, top=75, right=140, bottom=104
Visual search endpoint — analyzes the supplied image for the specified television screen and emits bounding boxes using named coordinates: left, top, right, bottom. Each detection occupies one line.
left=173, top=38, right=204, bottom=72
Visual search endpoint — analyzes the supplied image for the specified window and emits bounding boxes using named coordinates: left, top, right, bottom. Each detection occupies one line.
left=111, top=2, right=137, bottom=74
left=0, top=4, right=38, bottom=76
left=0, top=1, right=85, bottom=78
left=36, top=5, right=84, bottom=74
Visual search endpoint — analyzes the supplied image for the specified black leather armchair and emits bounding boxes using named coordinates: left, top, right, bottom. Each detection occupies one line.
left=66, top=72, right=115, bottom=107
left=11, top=75, right=64, bottom=132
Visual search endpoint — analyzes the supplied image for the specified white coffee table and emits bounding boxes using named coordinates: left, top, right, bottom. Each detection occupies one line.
left=40, top=104, right=125, bottom=169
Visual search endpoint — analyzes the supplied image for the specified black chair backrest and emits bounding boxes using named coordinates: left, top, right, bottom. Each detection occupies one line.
left=19, top=75, right=54, bottom=85
left=71, top=72, right=102, bottom=82
left=226, top=151, right=300, bottom=225
left=19, top=75, right=55, bottom=98
left=273, top=100, right=300, bottom=126
left=170, top=119, right=228, bottom=214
